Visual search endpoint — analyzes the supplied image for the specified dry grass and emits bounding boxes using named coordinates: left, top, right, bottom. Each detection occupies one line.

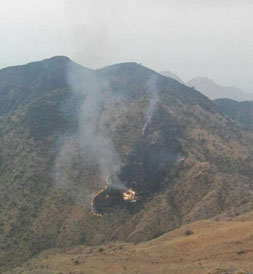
left=7, top=212, right=253, bottom=274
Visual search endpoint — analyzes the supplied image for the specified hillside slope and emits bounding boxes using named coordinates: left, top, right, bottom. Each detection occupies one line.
left=214, top=98, right=253, bottom=131
left=0, top=57, right=252, bottom=271
left=6, top=213, right=253, bottom=274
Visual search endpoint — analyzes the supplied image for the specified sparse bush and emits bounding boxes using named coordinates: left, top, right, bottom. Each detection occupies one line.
left=98, top=247, right=104, bottom=253
left=73, top=259, right=79, bottom=265
left=236, top=250, right=246, bottom=255
left=184, top=230, right=193, bottom=236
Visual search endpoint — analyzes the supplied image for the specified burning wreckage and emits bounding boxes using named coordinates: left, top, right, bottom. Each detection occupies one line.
left=91, top=107, right=182, bottom=217
left=122, top=189, right=137, bottom=202
left=91, top=174, right=138, bottom=217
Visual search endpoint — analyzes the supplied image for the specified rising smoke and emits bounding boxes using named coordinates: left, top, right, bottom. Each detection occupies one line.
left=54, top=62, right=126, bottom=205
left=55, top=1, right=166, bottom=205
left=142, top=74, right=159, bottom=135
left=69, top=67, right=119, bottom=176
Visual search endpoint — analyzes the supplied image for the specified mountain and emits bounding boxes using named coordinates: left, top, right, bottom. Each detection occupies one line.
left=0, top=57, right=252, bottom=272
left=160, top=70, right=184, bottom=83
left=214, top=98, right=253, bottom=131
left=187, top=77, right=253, bottom=101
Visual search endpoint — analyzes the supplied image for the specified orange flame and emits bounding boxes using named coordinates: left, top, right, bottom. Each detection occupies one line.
left=142, top=116, right=151, bottom=135
left=91, top=179, right=138, bottom=217
left=122, top=189, right=136, bottom=202
left=90, top=177, right=109, bottom=217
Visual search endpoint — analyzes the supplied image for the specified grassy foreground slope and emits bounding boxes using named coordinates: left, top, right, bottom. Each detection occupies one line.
left=6, top=212, right=253, bottom=274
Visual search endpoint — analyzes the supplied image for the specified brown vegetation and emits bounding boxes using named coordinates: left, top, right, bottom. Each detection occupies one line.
left=6, top=212, right=253, bottom=274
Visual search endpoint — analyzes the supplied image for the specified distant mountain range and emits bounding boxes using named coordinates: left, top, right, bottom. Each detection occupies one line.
left=160, top=70, right=184, bottom=84
left=160, top=71, right=253, bottom=101
left=187, top=77, right=253, bottom=101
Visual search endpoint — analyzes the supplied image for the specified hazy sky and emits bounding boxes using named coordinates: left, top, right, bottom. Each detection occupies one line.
left=0, top=0, right=253, bottom=91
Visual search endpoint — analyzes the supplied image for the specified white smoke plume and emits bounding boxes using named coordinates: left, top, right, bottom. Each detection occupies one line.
left=52, top=1, right=128, bottom=205
left=54, top=61, right=127, bottom=206
left=142, top=74, right=159, bottom=135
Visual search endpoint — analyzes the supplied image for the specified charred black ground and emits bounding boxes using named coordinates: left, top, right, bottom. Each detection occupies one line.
left=93, top=106, right=183, bottom=215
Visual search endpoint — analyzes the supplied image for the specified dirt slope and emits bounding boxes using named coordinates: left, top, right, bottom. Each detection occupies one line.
left=6, top=212, right=253, bottom=274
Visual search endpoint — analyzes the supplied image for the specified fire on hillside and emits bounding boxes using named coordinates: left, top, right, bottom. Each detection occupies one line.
left=142, top=116, right=151, bottom=135
left=91, top=177, right=138, bottom=217
left=91, top=107, right=181, bottom=217
left=122, top=189, right=137, bottom=202
left=90, top=177, right=110, bottom=217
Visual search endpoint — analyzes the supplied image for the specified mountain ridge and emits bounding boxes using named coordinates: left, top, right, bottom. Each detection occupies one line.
left=160, top=70, right=184, bottom=84
left=187, top=76, right=253, bottom=101
left=0, top=56, right=252, bottom=272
